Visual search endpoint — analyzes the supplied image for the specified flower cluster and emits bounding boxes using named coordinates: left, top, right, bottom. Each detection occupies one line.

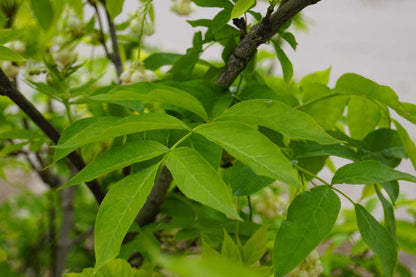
left=251, top=186, right=287, bottom=219
left=170, top=0, right=194, bottom=16
left=119, top=62, right=157, bottom=84
left=64, top=12, right=85, bottom=37
left=289, top=250, right=324, bottom=277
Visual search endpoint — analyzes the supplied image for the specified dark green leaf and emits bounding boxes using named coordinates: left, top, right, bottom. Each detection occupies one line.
left=194, top=121, right=301, bottom=189
left=143, top=52, right=182, bottom=70
left=280, top=32, right=297, bottom=50
left=217, top=99, right=340, bottom=144
left=292, top=141, right=359, bottom=161
left=375, top=186, right=397, bottom=245
left=30, top=0, right=54, bottom=30
left=191, top=0, right=232, bottom=8
left=95, top=164, right=159, bottom=269
left=61, top=140, right=168, bottom=188
left=379, top=181, right=399, bottom=204
left=272, top=40, right=293, bottom=83
left=166, top=147, right=239, bottom=219
left=212, top=8, right=232, bottom=33
left=273, top=186, right=340, bottom=277
left=355, top=204, right=397, bottom=277
left=331, top=160, right=416, bottom=185
left=229, top=160, right=274, bottom=196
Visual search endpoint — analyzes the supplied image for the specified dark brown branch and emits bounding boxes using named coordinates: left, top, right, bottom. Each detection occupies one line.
left=92, top=3, right=112, bottom=60
left=0, top=68, right=105, bottom=203
left=215, top=0, right=322, bottom=87
left=135, top=166, right=172, bottom=226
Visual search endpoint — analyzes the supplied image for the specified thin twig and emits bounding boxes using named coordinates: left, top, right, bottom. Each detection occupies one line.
left=92, top=3, right=112, bottom=60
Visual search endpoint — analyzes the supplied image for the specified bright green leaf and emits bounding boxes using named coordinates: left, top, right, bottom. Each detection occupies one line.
left=106, top=0, right=124, bottom=20
left=63, top=268, right=95, bottom=277
left=0, top=129, right=43, bottom=139
left=355, top=204, right=397, bottom=277
left=301, top=83, right=348, bottom=130
left=159, top=254, right=262, bottom=277
left=335, top=73, right=416, bottom=125
left=347, top=96, right=381, bottom=139
left=95, top=164, right=159, bottom=270
left=0, top=46, right=25, bottom=61
left=231, top=0, right=255, bottom=19
left=222, top=230, right=242, bottom=263
left=30, top=0, right=54, bottom=30
left=243, top=225, right=268, bottom=266
left=396, top=220, right=416, bottom=256
left=194, top=121, right=301, bottom=189
left=90, top=82, right=208, bottom=120
left=0, top=29, right=22, bottom=45
left=272, top=40, right=293, bottom=83
left=166, top=147, right=239, bottom=219
left=273, top=186, right=340, bottom=277
left=331, top=160, right=416, bottom=185
left=300, top=67, right=331, bottom=87
left=61, top=140, right=168, bottom=188
left=393, top=119, right=416, bottom=170
left=54, top=114, right=189, bottom=163
left=98, top=259, right=136, bottom=277
left=217, top=99, right=340, bottom=144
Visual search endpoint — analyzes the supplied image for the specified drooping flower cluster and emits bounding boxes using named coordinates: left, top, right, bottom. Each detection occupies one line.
left=170, top=0, right=194, bottom=16
left=0, top=40, right=26, bottom=79
left=251, top=186, right=287, bottom=219
left=119, top=62, right=157, bottom=84
left=289, top=250, right=324, bottom=277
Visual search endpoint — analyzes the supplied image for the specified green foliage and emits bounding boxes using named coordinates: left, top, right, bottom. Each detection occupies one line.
left=1, top=0, right=416, bottom=276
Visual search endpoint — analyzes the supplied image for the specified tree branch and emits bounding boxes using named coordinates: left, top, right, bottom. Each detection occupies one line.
left=0, top=68, right=105, bottom=204
left=215, top=0, right=322, bottom=87
left=98, top=0, right=123, bottom=77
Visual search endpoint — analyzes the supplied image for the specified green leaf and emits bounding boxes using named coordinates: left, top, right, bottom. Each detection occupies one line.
left=159, top=254, right=262, bottom=277
left=231, top=0, right=255, bottom=19
left=300, top=67, right=331, bottom=87
left=63, top=268, right=95, bottom=277
left=0, top=129, right=43, bottom=139
left=166, top=147, right=239, bottom=219
left=229, top=160, right=274, bottom=196
left=194, top=121, right=301, bottom=189
left=106, top=0, right=124, bottom=19
left=272, top=40, right=293, bottom=83
left=355, top=204, right=397, bottom=277
left=90, top=82, right=208, bottom=120
left=143, top=52, right=182, bottom=70
left=61, top=140, right=168, bottom=188
left=212, top=8, right=232, bottom=33
left=396, top=220, right=416, bottom=256
left=380, top=181, right=399, bottom=204
left=0, top=46, right=25, bottom=61
left=273, top=186, right=340, bottom=277
left=375, top=186, right=397, bottom=245
left=393, top=119, right=416, bottom=170
left=217, top=99, right=340, bottom=145
left=191, top=0, right=233, bottom=8
left=331, top=160, right=416, bottom=185
left=222, top=230, right=242, bottom=263
left=347, top=96, right=381, bottom=139
left=243, top=225, right=268, bottom=266
left=292, top=141, right=359, bottom=161
left=335, top=73, right=416, bottom=125
left=280, top=32, right=297, bottom=50
left=0, top=29, right=22, bottom=45
left=53, top=114, right=189, bottom=163
left=98, top=259, right=136, bottom=277
left=95, top=164, right=159, bottom=269
left=301, top=83, right=348, bottom=130
left=30, top=0, right=54, bottom=30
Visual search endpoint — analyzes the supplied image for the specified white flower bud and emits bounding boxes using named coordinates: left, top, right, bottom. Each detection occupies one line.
left=120, top=70, right=132, bottom=84
left=7, top=40, right=26, bottom=54
left=298, top=270, right=308, bottom=277
left=53, top=48, right=76, bottom=67
left=144, top=70, right=157, bottom=81
left=170, top=0, right=193, bottom=16
left=1, top=61, right=19, bottom=79
left=130, top=70, right=145, bottom=83
left=129, top=18, right=143, bottom=34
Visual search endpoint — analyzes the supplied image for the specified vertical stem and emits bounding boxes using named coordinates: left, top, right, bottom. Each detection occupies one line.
left=104, top=9, right=123, bottom=77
